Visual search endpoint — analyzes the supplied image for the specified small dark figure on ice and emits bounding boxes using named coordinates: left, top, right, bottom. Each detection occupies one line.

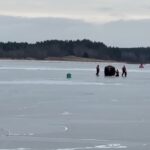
left=122, top=65, right=127, bottom=77
left=96, top=65, right=100, bottom=76
left=115, top=69, right=119, bottom=77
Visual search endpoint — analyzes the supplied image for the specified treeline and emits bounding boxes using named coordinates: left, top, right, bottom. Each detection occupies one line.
left=0, top=39, right=150, bottom=63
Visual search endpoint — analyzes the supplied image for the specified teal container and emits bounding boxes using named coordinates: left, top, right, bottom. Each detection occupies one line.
left=67, top=73, right=72, bottom=79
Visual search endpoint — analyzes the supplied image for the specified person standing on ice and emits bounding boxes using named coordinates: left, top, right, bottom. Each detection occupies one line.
left=96, top=65, right=100, bottom=76
left=122, top=65, right=127, bottom=77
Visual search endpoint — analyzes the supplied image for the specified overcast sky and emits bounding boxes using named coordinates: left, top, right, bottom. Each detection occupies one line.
left=0, top=0, right=150, bottom=47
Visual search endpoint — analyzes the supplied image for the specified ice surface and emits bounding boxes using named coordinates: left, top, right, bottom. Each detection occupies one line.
left=0, top=60, right=149, bottom=150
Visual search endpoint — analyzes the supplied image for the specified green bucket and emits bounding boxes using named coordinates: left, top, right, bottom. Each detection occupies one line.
left=67, top=73, right=72, bottom=79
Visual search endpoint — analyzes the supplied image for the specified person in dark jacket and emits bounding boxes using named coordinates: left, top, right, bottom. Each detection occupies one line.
left=122, top=65, right=127, bottom=77
left=96, top=65, right=100, bottom=76
left=115, top=69, right=119, bottom=77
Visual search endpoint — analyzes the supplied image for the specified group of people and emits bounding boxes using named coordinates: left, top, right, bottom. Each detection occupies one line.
left=96, top=65, right=127, bottom=77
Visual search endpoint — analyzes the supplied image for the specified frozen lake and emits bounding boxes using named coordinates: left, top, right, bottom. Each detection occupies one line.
left=0, top=60, right=150, bottom=150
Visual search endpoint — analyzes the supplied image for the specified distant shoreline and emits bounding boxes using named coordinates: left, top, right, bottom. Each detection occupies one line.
left=0, top=40, right=149, bottom=63
left=0, top=56, right=141, bottom=64
left=45, top=56, right=117, bottom=63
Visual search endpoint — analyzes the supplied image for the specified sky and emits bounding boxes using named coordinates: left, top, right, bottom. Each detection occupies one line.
left=0, top=0, right=150, bottom=47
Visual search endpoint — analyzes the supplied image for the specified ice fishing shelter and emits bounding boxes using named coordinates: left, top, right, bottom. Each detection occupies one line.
left=104, top=65, right=116, bottom=76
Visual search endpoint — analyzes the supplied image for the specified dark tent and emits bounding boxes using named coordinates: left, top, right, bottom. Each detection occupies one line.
left=104, top=65, right=116, bottom=76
